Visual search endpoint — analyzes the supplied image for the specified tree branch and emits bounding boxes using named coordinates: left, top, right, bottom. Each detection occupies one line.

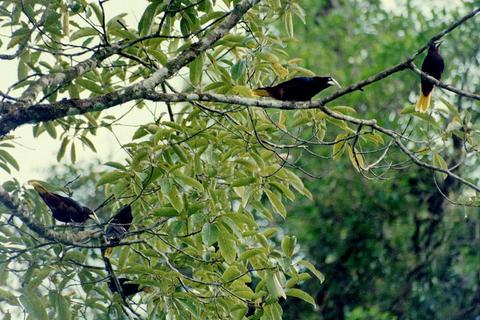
left=409, top=63, right=480, bottom=100
left=0, top=186, right=103, bottom=245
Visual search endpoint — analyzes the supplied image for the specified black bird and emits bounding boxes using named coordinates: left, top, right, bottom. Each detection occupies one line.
left=104, top=205, right=133, bottom=257
left=416, top=40, right=445, bottom=113
left=253, top=76, right=340, bottom=101
left=29, top=180, right=96, bottom=223
left=108, top=277, right=142, bottom=297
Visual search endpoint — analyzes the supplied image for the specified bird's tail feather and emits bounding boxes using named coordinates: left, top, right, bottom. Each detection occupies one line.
left=415, top=91, right=432, bottom=113
left=252, top=88, right=270, bottom=97
left=104, top=247, right=113, bottom=258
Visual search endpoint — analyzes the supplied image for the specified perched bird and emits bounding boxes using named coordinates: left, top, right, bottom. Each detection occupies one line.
left=415, top=40, right=445, bottom=113
left=252, top=76, right=340, bottom=101
left=108, top=277, right=142, bottom=297
left=104, top=205, right=133, bottom=257
left=29, top=180, right=95, bottom=223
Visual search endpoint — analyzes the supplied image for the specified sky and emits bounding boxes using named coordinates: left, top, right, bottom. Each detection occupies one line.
left=0, top=0, right=465, bottom=184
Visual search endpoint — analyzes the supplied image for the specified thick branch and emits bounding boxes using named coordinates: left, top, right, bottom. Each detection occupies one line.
left=20, top=44, right=123, bottom=104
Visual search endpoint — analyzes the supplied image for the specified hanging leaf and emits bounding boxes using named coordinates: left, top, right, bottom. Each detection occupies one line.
left=265, top=189, right=287, bottom=218
left=266, top=272, right=286, bottom=300
left=285, top=288, right=316, bottom=306
left=189, top=54, right=204, bottom=85
left=433, top=153, right=449, bottom=180
left=298, top=260, right=325, bottom=283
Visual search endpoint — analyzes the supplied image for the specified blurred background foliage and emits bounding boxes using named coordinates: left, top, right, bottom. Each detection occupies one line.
left=279, top=0, right=480, bottom=319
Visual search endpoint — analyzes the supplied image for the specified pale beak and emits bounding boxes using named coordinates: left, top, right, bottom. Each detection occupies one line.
left=433, top=39, right=443, bottom=48
left=328, top=78, right=341, bottom=88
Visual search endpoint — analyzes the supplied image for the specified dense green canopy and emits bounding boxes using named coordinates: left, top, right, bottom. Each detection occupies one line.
left=0, top=0, right=478, bottom=319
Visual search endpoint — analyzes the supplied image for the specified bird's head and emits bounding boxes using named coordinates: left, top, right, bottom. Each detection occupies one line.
left=429, top=39, right=443, bottom=51
left=84, top=207, right=100, bottom=223
left=315, top=76, right=341, bottom=88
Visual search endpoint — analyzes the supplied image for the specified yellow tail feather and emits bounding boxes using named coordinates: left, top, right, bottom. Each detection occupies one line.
left=104, top=247, right=113, bottom=258
left=252, top=89, right=269, bottom=97
left=415, top=92, right=432, bottom=113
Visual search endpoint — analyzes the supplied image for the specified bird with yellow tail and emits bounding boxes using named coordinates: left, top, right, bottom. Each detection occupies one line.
left=29, top=180, right=97, bottom=223
left=103, top=205, right=133, bottom=257
left=252, top=76, right=340, bottom=101
left=416, top=40, right=445, bottom=113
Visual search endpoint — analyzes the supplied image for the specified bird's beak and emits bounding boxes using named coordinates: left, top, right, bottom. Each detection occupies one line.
left=90, top=211, right=101, bottom=224
left=433, top=39, right=443, bottom=48
left=28, top=180, right=48, bottom=192
left=328, top=78, right=341, bottom=88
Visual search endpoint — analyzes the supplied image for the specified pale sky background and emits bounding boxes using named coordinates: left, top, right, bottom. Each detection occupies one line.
left=0, top=0, right=464, bottom=184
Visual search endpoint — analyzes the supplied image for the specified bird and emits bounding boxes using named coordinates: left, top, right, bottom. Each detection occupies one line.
left=108, top=277, right=142, bottom=297
left=252, top=76, right=341, bottom=101
left=104, top=205, right=133, bottom=257
left=415, top=40, right=445, bottom=113
left=29, top=180, right=95, bottom=223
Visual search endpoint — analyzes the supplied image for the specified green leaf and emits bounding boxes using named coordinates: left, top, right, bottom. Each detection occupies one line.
left=285, top=288, right=316, bottom=306
left=283, top=170, right=312, bottom=200
left=20, top=291, right=48, bottom=320
left=263, top=302, right=283, bottom=320
left=331, top=105, right=357, bottom=115
left=148, top=48, right=168, bottom=65
left=0, top=288, right=19, bottom=305
left=0, top=150, right=19, bottom=170
left=104, top=161, right=126, bottom=170
left=57, top=138, right=69, bottom=161
left=201, top=223, right=218, bottom=246
left=132, top=127, right=148, bottom=140
left=174, top=173, right=204, bottom=192
left=270, top=182, right=295, bottom=201
left=80, top=136, right=96, bottom=153
left=433, top=153, right=448, bottom=180
left=346, top=144, right=364, bottom=172
left=52, top=292, right=72, bottom=320
left=171, top=144, right=188, bottom=163
left=238, top=248, right=266, bottom=261
left=298, top=260, right=324, bottom=283
left=152, top=207, right=180, bottom=217
left=222, top=265, right=241, bottom=282
left=70, top=143, right=76, bottom=163
left=232, top=176, right=256, bottom=187
left=76, top=78, right=103, bottom=94
left=332, top=133, right=347, bottom=160
left=26, top=267, right=51, bottom=290
left=281, top=236, right=296, bottom=258
left=44, top=122, right=57, bottom=139
left=265, top=189, right=287, bottom=218
left=231, top=60, right=246, bottom=81
left=70, top=28, right=98, bottom=41
left=18, top=61, right=28, bottom=80
left=266, top=272, right=286, bottom=299
left=284, top=12, right=294, bottom=37
left=138, top=2, right=161, bottom=35
left=189, top=54, right=203, bottom=85
left=168, top=186, right=184, bottom=212
left=218, top=229, right=236, bottom=264
left=97, top=171, right=123, bottom=186
left=440, top=97, right=460, bottom=118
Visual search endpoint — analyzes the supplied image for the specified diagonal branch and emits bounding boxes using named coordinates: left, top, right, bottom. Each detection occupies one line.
left=17, top=0, right=260, bottom=105
left=409, top=63, right=480, bottom=100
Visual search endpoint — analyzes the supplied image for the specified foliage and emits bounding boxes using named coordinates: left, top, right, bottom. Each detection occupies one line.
left=0, top=0, right=478, bottom=319
left=0, top=0, right=324, bottom=318
left=279, top=1, right=480, bottom=319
